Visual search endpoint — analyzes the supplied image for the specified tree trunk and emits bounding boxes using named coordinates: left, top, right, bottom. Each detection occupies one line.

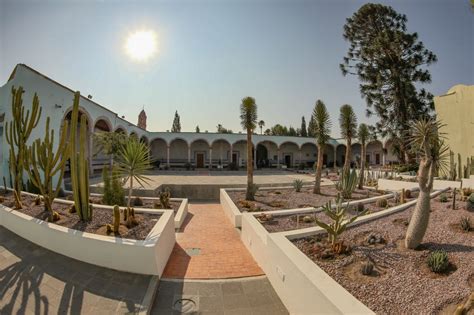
left=358, top=144, right=366, bottom=189
left=405, top=159, right=434, bottom=249
left=343, top=139, right=352, bottom=175
left=127, top=176, right=133, bottom=225
left=246, top=131, right=254, bottom=200
left=313, top=145, right=324, bottom=194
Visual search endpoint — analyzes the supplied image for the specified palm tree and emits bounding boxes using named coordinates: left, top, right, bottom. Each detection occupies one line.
left=312, top=100, right=332, bottom=194
left=117, top=138, right=153, bottom=226
left=240, top=97, right=258, bottom=200
left=258, top=120, right=265, bottom=135
left=339, top=104, right=357, bottom=175
left=357, top=123, right=370, bottom=189
left=405, top=118, right=449, bottom=249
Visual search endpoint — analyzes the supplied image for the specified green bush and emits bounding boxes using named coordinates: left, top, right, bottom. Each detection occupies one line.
left=467, top=193, right=474, bottom=211
left=396, top=164, right=419, bottom=173
left=427, top=250, right=450, bottom=273
left=439, top=193, right=448, bottom=203
left=460, top=217, right=471, bottom=231
left=293, top=179, right=304, bottom=192
left=102, top=166, right=126, bottom=206
left=376, top=198, right=388, bottom=208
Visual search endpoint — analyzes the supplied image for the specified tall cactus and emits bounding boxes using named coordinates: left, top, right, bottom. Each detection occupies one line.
left=448, top=150, right=456, bottom=181
left=457, top=153, right=462, bottom=181
left=335, top=168, right=358, bottom=198
left=24, top=117, right=69, bottom=221
left=4, top=86, right=42, bottom=209
left=69, top=92, right=92, bottom=221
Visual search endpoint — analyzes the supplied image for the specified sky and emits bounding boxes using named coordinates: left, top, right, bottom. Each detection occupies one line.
left=0, top=0, right=473, bottom=137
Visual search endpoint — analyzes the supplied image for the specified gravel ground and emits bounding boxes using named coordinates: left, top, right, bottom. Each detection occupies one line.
left=88, top=196, right=181, bottom=211
left=292, top=197, right=473, bottom=314
left=228, top=186, right=385, bottom=212
left=1, top=192, right=162, bottom=240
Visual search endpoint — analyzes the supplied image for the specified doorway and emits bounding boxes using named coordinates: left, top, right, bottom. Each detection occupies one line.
left=284, top=155, right=292, bottom=168
left=375, top=153, right=380, bottom=165
left=196, top=153, right=204, bottom=168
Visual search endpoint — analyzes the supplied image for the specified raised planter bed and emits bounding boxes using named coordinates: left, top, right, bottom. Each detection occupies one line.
left=240, top=189, right=459, bottom=314
left=0, top=190, right=176, bottom=276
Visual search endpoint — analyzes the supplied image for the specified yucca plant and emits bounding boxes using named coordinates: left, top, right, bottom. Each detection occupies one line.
left=293, top=179, right=304, bottom=192
left=240, top=97, right=258, bottom=200
left=339, top=104, right=357, bottom=175
left=117, top=138, right=153, bottom=226
left=405, top=119, right=449, bottom=249
left=314, top=194, right=367, bottom=251
left=335, top=168, right=358, bottom=199
left=312, top=100, right=332, bottom=194
left=24, top=117, right=69, bottom=222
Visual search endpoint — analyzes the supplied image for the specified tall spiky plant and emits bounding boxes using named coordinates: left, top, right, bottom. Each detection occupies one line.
left=339, top=104, right=357, bottom=175
left=357, top=123, right=370, bottom=189
left=240, top=97, right=258, bottom=200
left=24, top=117, right=69, bottom=221
left=5, top=86, right=42, bottom=209
left=258, top=120, right=265, bottom=135
left=117, top=138, right=152, bottom=226
left=405, top=118, right=449, bottom=249
left=312, top=100, right=332, bottom=194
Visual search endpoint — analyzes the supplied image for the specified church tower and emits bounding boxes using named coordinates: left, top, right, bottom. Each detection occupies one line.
left=138, top=109, right=147, bottom=130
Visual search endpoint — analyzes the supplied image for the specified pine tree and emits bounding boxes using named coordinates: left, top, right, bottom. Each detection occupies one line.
left=308, top=114, right=315, bottom=137
left=171, top=111, right=181, bottom=132
left=300, top=116, right=308, bottom=137
left=195, top=125, right=200, bottom=133
left=340, top=3, right=437, bottom=163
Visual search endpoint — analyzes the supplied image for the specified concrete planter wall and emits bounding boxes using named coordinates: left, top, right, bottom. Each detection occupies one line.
left=378, top=178, right=471, bottom=190
left=240, top=189, right=447, bottom=314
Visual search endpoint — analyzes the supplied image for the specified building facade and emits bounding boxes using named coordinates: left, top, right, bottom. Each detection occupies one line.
left=0, top=64, right=397, bottom=184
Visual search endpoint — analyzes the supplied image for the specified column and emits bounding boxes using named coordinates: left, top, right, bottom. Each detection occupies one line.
left=167, top=145, right=170, bottom=167
left=229, top=144, right=233, bottom=164
left=333, top=146, right=337, bottom=170
left=277, top=149, right=280, bottom=168
left=254, top=145, right=257, bottom=169
left=209, top=147, right=213, bottom=169
left=299, top=149, right=302, bottom=166
left=187, top=145, right=191, bottom=163
left=382, top=151, right=386, bottom=167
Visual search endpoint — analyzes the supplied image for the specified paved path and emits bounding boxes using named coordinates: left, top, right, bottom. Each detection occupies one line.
left=163, top=203, right=263, bottom=279
left=151, top=277, right=288, bottom=315
left=0, top=226, right=154, bottom=315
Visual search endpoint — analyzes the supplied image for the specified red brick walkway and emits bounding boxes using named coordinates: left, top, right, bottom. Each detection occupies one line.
left=162, top=203, right=264, bottom=279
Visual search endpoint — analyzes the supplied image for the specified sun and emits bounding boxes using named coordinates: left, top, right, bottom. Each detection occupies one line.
left=125, top=30, right=158, bottom=61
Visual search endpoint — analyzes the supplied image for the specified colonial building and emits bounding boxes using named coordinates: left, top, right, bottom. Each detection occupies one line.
left=0, top=64, right=396, bottom=183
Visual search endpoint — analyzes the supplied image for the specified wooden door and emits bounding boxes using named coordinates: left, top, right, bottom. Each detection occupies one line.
left=197, top=153, right=204, bottom=168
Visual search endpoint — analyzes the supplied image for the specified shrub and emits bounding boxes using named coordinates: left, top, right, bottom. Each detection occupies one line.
left=376, top=198, right=388, bottom=208
left=460, top=217, right=471, bottom=231
left=159, top=187, right=171, bottom=209
left=439, top=193, right=448, bottom=203
left=467, top=193, right=474, bottom=211
left=293, top=179, right=304, bottom=192
left=133, top=197, right=143, bottom=207
left=102, top=166, right=125, bottom=206
left=356, top=203, right=365, bottom=212
left=427, top=250, right=450, bottom=273
left=360, top=262, right=374, bottom=276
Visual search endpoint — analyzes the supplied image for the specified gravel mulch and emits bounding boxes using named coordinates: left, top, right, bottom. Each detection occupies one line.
left=87, top=196, right=181, bottom=212
left=1, top=192, right=162, bottom=240
left=228, top=186, right=386, bottom=212
left=292, top=197, right=474, bottom=314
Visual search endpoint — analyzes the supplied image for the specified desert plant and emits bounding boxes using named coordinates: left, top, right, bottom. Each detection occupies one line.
left=102, top=167, right=112, bottom=204
left=110, top=166, right=126, bottom=206
left=5, top=86, right=42, bottom=209
left=448, top=150, right=456, bottom=181
left=312, top=100, right=332, bottom=194
left=405, top=119, right=449, bottom=249
left=335, top=168, right=358, bottom=199
left=376, top=198, right=388, bottom=208
left=24, top=116, right=69, bottom=222
left=427, top=250, right=450, bottom=273
left=33, top=195, right=42, bottom=206
left=356, top=203, right=365, bottom=212
left=240, top=96, right=258, bottom=200
left=106, top=205, right=121, bottom=234
left=26, top=179, right=41, bottom=194
left=314, top=195, right=367, bottom=251
left=133, top=196, right=143, bottom=207
left=360, top=261, right=374, bottom=276
left=293, top=179, right=304, bottom=192
left=404, top=189, right=412, bottom=199
left=117, top=137, right=152, bottom=226
left=467, top=193, right=474, bottom=211
left=339, top=104, right=357, bottom=175
left=159, top=187, right=171, bottom=209
left=439, top=193, right=448, bottom=203
left=460, top=217, right=471, bottom=232
left=69, top=92, right=92, bottom=221
left=92, top=131, right=128, bottom=168
left=458, top=153, right=462, bottom=182
left=357, top=123, right=370, bottom=189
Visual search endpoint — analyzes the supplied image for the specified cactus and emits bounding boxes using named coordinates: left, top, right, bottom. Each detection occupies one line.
left=427, top=250, right=450, bottom=273
left=2, top=177, right=7, bottom=194
left=132, top=196, right=143, bottom=207
left=448, top=151, right=456, bottom=181
left=458, top=153, right=462, bottom=182
left=113, top=205, right=120, bottom=233
left=467, top=193, right=474, bottom=211
left=293, top=179, right=304, bottom=192
left=452, top=189, right=457, bottom=210
left=159, top=188, right=171, bottom=209
left=335, top=168, right=358, bottom=198
left=376, top=198, right=388, bottom=208
left=69, top=92, right=92, bottom=221
left=5, top=86, right=42, bottom=209
left=401, top=189, right=405, bottom=204
left=439, top=193, right=448, bottom=203
left=460, top=217, right=471, bottom=232
left=360, top=261, right=374, bottom=276
left=24, top=116, right=69, bottom=221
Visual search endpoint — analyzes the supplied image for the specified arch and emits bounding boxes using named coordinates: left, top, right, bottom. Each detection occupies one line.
left=140, top=135, right=149, bottom=145
left=129, top=132, right=138, bottom=139
left=190, top=139, right=209, bottom=168
left=170, top=138, right=189, bottom=167
left=367, top=140, right=383, bottom=165
left=336, top=144, right=346, bottom=167
left=232, top=140, right=248, bottom=167
left=300, top=142, right=317, bottom=167
left=211, top=139, right=231, bottom=166
left=211, top=138, right=231, bottom=147
left=256, top=140, right=278, bottom=167
left=150, top=138, right=167, bottom=166
left=279, top=141, right=299, bottom=168
left=351, top=143, right=362, bottom=166
left=190, top=138, right=210, bottom=147
left=62, top=106, right=93, bottom=132
left=93, top=116, right=112, bottom=132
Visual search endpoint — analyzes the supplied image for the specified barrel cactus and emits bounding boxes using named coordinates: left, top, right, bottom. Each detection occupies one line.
left=467, top=193, right=474, bottom=211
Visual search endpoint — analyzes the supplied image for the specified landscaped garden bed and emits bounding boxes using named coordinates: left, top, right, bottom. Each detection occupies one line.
left=291, top=197, right=473, bottom=314
left=228, top=185, right=386, bottom=212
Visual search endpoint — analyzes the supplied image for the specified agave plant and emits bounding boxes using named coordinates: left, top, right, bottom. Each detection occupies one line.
left=335, top=168, right=358, bottom=198
left=116, top=138, right=153, bottom=226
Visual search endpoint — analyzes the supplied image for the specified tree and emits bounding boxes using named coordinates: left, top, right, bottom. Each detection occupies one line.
left=300, top=116, right=308, bottom=137
left=264, top=128, right=271, bottom=135
left=339, top=104, right=357, bottom=175
left=357, top=123, right=370, bottom=189
left=258, top=120, right=265, bottom=135
left=308, top=114, right=315, bottom=137
left=240, top=97, right=258, bottom=200
left=288, top=126, right=297, bottom=136
left=195, top=125, right=200, bottom=133
left=93, top=131, right=128, bottom=169
left=405, top=119, right=448, bottom=249
left=270, top=124, right=288, bottom=136
left=171, top=110, right=181, bottom=132
left=117, top=138, right=153, bottom=227
left=312, top=100, right=332, bottom=194
left=217, top=124, right=233, bottom=134
left=340, top=3, right=437, bottom=163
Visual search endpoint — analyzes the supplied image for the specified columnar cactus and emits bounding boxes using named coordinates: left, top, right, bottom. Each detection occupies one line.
left=113, top=205, right=120, bottom=233
left=69, top=92, right=92, bottom=221
left=5, top=86, right=42, bottom=209
left=458, top=153, right=462, bottom=181
left=449, top=151, right=456, bottom=181
left=24, top=117, right=69, bottom=221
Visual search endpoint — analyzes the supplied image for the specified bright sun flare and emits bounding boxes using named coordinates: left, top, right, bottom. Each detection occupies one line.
left=125, top=30, right=157, bottom=61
